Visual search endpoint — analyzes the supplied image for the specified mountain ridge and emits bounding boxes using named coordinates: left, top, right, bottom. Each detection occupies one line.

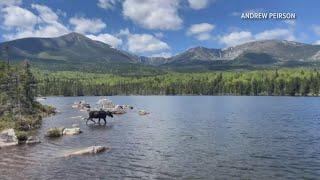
left=1, top=32, right=320, bottom=72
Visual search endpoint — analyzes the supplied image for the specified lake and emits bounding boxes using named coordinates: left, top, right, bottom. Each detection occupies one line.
left=1, top=96, right=320, bottom=179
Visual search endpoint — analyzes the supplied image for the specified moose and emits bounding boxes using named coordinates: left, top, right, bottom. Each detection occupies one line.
left=86, top=110, right=113, bottom=125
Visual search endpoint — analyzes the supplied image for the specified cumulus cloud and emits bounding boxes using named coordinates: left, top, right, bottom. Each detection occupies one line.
left=119, top=29, right=170, bottom=53
left=219, top=28, right=296, bottom=47
left=97, top=0, right=118, bottom=9
left=315, top=40, right=320, bottom=45
left=31, top=4, right=60, bottom=24
left=219, top=31, right=254, bottom=47
left=122, top=0, right=182, bottom=30
left=3, top=25, right=69, bottom=40
left=1, top=4, right=70, bottom=40
left=69, top=17, right=106, bottom=34
left=2, top=6, right=37, bottom=30
left=188, top=0, right=210, bottom=10
left=127, top=33, right=169, bottom=53
left=187, top=23, right=215, bottom=40
left=86, top=33, right=122, bottom=48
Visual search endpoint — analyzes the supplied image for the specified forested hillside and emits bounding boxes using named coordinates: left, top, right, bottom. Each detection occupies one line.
left=0, top=61, right=55, bottom=134
left=35, top=68, right=320, bottom=96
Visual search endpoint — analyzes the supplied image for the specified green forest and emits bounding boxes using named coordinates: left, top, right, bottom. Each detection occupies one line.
left=34, top=68, right=320, bottom=96
left=0, top=61, right=55, bottom=136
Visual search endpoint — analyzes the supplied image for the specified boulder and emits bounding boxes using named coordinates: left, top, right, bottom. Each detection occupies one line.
left=123, top=105, right=134, bottom=110
left=0, top=128, right=18, bottom=148
left=62, top=127, right=81, bottom=135
left=109, top=105, right=126, bottom=114
left=26, top=136, right=41, bottom=145
left=65, top=146, right=110, bottom=157
left=46, top=127, right=64, bottom=138
left=138, top=110, right=150, bottom=115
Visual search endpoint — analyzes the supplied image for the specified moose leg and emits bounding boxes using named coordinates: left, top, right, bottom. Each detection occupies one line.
left=98, top=118, right=101, bottom=124
left=103, top=118, right=106, bottom=125
left=86, top=118, right=95, bottom=125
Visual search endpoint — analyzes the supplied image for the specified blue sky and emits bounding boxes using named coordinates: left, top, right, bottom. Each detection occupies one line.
left=0, top=0, right=320, bottom=57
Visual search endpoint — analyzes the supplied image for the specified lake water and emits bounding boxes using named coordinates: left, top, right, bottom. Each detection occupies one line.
left=1, top=96, right=320, bottom=179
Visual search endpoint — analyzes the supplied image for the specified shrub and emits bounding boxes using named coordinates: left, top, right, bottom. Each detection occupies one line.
left=0, top=117, right=15, bottom=131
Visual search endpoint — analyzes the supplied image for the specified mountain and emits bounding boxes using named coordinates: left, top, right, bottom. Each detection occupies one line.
left=166, top=40, right=320, bottom=66
left=0, top=33, right=165, bottom=75
left=168, top=47, right=222, bottom=63
left=0, top=32, right=137, bottom=63
left=1, top=33, right=320, bottom=73
left=223, top=40, right=320, bottom=61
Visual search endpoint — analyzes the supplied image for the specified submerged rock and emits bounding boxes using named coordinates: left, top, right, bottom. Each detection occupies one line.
left=0, top=128, right=18, bottom=148
left=63, top=127, right=81, bottom=135
left=26, top=136, right=41, bottom=145
left=138, top=110, right=150, bottom=116
left=65, top=146, right=110, bottom=157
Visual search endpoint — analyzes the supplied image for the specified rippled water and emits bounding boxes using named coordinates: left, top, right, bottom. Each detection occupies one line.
left=1, top=96, right=320, bottom=179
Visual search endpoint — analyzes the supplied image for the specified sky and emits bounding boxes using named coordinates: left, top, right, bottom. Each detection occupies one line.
left=0, top=0, right=320, bottom=57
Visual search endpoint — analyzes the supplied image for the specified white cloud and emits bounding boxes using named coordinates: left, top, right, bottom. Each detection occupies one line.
left=97, top=0, right=118, bottom=9
left=127, top=33, right=170, bottom=53
left=2, top=4, right=70, bottom=40
left=86, top=33, right=122, bottom=48
left=219, top=28, right=296, bottom=47
left=150, top=52, right=172, bottom=58
left=69, top=17, right=106, bottom=34
left=119, top=29, right=170, bottom=53
left=0, top=0, right=22, bottom=6
left=255, top=28, right=295, bottom=41
left=122, top=0, right=182, bottom=30
left=1, top=6, right=37, bottom=30
left=315, top=40, right=320, bottom=45
left=187, top=23, right=215, bottom=40
left=219, top=31, right=254, bottom=47
left=187, top=23, right=214, bottom=35
left=312, top=25, right=320, bottom=36
left=3, top=25, right=69, bottom=40
left=188, top=0, right=210, bottom=10
left=31, top=4, right=59, bottom=24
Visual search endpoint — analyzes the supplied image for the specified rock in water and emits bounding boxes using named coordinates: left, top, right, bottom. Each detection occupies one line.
left=26, top=136, right=41, bottom=145
left=138, top=110, right=150, bottom=115
left=65, top=146, right=110, bottom=157
left=46, top=127, right=64, bottom=138
left=63, top=127, right=81, bottom=135
left=0, top=129, right=18, bottom=148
